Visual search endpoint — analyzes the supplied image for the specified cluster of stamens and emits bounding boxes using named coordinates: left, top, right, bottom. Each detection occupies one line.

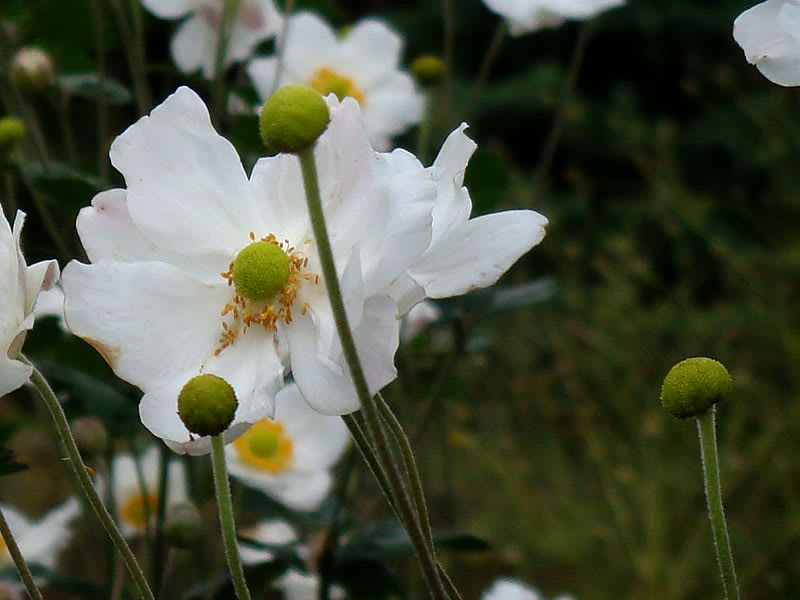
left=215, top=233, right=320, bottom=356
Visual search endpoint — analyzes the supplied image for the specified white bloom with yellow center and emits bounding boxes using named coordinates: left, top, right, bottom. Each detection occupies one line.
left=0, top=499, right=80, bottom=570
left=110, top=446, right=188, bottom=536
left=483, top=578, right=574, bottom=600
left=237, top=519, right=296, bottom=565
left=482, top=0, right=624, bottom=35
left=140, top=0, right=282, bottom=78
left=248, top=12, right=423, bottom=150
left=226, top=383, right=349, bottom=511
left=1, top=207, right=59, bottom=398
left=734, top=0, right=800, bottom=86
left=62, top=86, right=437, bottom=453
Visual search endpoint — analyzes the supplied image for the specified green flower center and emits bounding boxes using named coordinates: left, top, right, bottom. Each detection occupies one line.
left=232, top=241, right=290, bottom=301
left=247, top=429, right=280, bottom=458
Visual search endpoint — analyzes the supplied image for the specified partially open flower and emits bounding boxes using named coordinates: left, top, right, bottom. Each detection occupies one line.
left=482, top=0, right=624, bottom=35
left=0, top=499, right=80, bottom=571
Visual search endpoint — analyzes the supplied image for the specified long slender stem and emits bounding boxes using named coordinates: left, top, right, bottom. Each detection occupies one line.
left=109, top=0, right=152, bottom=114
left=211, top=0, right=239, bottom=126
left=269, top=0, right=296, bottom=96
left=298, top=149, right=450, bottom=600
left=152, top=444, right=170, bottom=591
left=90, top=0, right=109, bottom=181
left=22, top=356, right=155, bottom=600
left=696, top=408, right=740, bottom=600
left=210, top=435, right=251, bottom=600
left=0, top=505, right=44, bottom=600
left=458, top=20, right=507, bottom=123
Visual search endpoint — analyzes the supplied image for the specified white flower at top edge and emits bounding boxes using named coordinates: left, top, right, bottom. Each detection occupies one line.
left=482, top=578, right=575, bottom=600
left=248, top=12, right=423, bottom=150
left=0, top=498, right=80, bottom=570
left=226, top=383, right=349, bottom=511
left=140, top=0, right=282, bottom=79
left=734, top=0, right=800, bottom=86
left=482, top=0, right=624, bottom=35
left=62, top=86, right=437, bottom=453
left=0, top=206, right=59, bottom=398
left=110, top=446, right=188, bottom=536
left=237, top=519, right=297, bottom=565
left=276, top=570, right=344, bottom=600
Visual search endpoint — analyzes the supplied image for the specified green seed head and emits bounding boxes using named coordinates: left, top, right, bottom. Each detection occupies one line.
left=412, top=55, right=446, bottom=87
left=660, top=357, right=732, bottom=419
left=177, top=374, right=238, bottom=436
left=259, top=85, right=330, bottom=154
left=0, top=116, right=26, bottom=151
left=232, top=241, right=290, bottom=301
left=163, top=502, right=204, bottom=548
left=247, top=429, right=280, bottom=458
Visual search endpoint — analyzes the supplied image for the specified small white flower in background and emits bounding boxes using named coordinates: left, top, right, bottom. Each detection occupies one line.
left=277, top=570, right=344, bottom=600
left=483, top=578, right=575, bottom=600
left=0, top=207, right=59, bottom=398
left=733, top=0, right=800, bottom=86
left=237, top=519, right=296, bottom=565
left=140, top=0, right=282, bottom=78
left=0, top=498, right=80, bottom=570
left=482, top=0, right=624, bottom=36
left=248, top=12, right=423, bottom=150
left=401, top=300, right=441, bottom=342
left=110, top=446, right=188, bottom=536
left=227, top=383, right=349, bottom=512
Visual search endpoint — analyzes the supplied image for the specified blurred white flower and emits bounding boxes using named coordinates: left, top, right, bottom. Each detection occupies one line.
left=0, top=498, right=80, bottom=570
left=400, top=300, right=440, bottom=341
left=277, top=570, right=344, bottom=600
left=483, top=578, right=575, bottom=600
left=0, top=207, right=59, bottom=398
left=227, top=383, right=349, bottom=511
left=248, top=12, right=423, bottom=150
left=62, top=86, right=436, bottom=450
left=733, top=0, right=800, bottom=86
left=237, top=519, right=296, bottom=565
left=110, top=446, right=188, bottom=536
left=141, top=0, right=282, bottom=78
left=482, top=0, right=624, bottom=35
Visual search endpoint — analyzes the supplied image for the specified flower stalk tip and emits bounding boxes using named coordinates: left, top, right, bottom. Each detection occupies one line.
left=259, top=85, right=330, bottom=154
left=177, top=374, right=238, bottom=437
left=412, top=55, right=446, bottom=87
left=660, top=357, right=732, bottom=419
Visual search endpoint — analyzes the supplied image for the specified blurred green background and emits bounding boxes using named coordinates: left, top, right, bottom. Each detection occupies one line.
left=3, top=0, right=800, bottom=598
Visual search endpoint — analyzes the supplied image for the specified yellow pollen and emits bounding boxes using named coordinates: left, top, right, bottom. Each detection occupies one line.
left=309, top=67, right=365, bottom=105
left=120, top=492, right=159, bottom=531
left=233, top=419, right=293, bottom=473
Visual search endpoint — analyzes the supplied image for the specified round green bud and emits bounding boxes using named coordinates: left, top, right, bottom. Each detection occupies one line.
left=232, top=241, right=290, bottom=301
left=411, top=55, right=446, bottom=87
left=177, top=374, right=238, bottom=437
left=70, top=416, right=108, bottom=456
left=163, top=502, right=204, bottom=548
left=0, top=117, right=26, bottom=151
left=10, top=47, right=54, bottom=93
left=660, top=357, right=732, bottom=419
left=259, top=85, right=329, bottom=154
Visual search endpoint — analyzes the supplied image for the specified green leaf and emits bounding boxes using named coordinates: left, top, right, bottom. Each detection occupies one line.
left=59, top=73, right=133, bottom=105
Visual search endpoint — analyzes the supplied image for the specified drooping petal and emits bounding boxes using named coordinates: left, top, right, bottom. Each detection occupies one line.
left=733, top=0, right=800, bottom=86
left=409, top=210, right=548, bottom=298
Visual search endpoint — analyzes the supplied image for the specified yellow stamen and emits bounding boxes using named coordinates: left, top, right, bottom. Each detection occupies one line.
left=308, top=67, right=365, bottom=105
left=120, top=492, right=159, bottom=531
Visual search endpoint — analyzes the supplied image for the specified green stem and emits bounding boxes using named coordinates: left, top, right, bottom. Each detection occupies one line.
left=458, top=20, right=507, bottom=123
left=22, top=356, right=155, bottom=600
left=109, top=0, right=152, bottom=115
left=298, top=149, right=450, bottom=600
left=696, top=408, right=740, bottom=600
left=0, top=505, right=44, bottom=600
left=211, top=0, right=239, bottom=126
left=152, top=444, right=170, bottom=591
left=269, top=0, right=296, bottom=96
left=210, top=435, right=251, bottom=600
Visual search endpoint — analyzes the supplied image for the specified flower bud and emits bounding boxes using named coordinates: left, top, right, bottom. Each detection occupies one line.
left=660, top=357, right=732, bottom=419
left=412, top=55, right=446, bottom=87
left=163, top=501, right=204, bottom=548
left=259, top=85, right=329, bottom=154
left=177, top=373, right=238, bottom=436
left=70, top=416, right=109, bottom=456
left=10, top=47, right=54, bottom=93
left=0, top=116, right=26, bottom=152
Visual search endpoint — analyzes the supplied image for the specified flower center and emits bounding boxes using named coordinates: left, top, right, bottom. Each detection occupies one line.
left=120, top=492, right=159, bottom=531
left=233, top=418, right=293, bottom=473
left=309, top=67, right=365, bottom=105
left=232, top=240, right=290, bottom=302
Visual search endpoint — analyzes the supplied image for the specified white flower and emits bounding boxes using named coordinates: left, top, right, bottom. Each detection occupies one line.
left=227, top=383, right=349, bottom=511
left=733, top=0, right=800, bottom=86
left=248, top=12, right=423, bottom=150
left=237, top=519, right=297, bottom=565
left=276, top=570, right=344, bottom=600
left=62, top=86, right=437, bottom=452
left=0, top=499, right=80, bottom=570
left=141, top=0, right=282, bottom=78
left=483, top=578, right=575, bottom=600
left=0, top=208, right=59, bottom=398
left=400, top=300, right=441, bottom=341
left=482, top=0, right=624, bottom=35
left=110, top=446, right=188, bottom=536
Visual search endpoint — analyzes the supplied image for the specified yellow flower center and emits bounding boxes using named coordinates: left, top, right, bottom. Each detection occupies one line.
left=309, top=67, right=365, bottom=105
left=232, top=418, right=293, bottom=473
left=120, top=492, right=159, bottom=531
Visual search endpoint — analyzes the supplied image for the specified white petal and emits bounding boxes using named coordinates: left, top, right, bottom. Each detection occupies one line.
left=170, top=14, right=217, bottom=76
left=360, top=73, right=424, bottom=150
left=0, top=353, right=32, bottom=397
left=410, top=210, right=548, bottom=298
left=14, top=499, right=80, bottom=568
left=337, top=19, right=402, bottom=87
left=280, top=13, right=339, bottom=79
left=226, top=1, right=282, bottom=64
left=482, top=578, right=542, bottom=600
left=733, top=0, right=800, bottom=86
left=429, top=123, right=477, bottom=240
left=247, top=57, right=279, bottom=101
left=140, top=0, right=200, bottom=19
left=238, top=519, right=296, bottom=564
left=24, top=259, right=59, bottom=315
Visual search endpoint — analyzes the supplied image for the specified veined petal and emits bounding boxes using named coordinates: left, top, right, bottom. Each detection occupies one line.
left=409, top=210, right=548, bottom=298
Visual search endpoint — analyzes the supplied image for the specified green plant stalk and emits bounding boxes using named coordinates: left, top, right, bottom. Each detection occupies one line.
left=0, top=505, right=43, bottom=600
left=210, top=435, right=251, bottom=600
left=459, top=20, right=507, bottom=122
left=269, top=0, right=296, bottom=96
left=211, top=0, right=240, bottom=124
left=22, top=356, right=155, bottom=600
left=696, top=407, right=740, bottom=600
left=152, top=444, right=170, bottom=591
left=298, top=148, right=450, bottom=600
